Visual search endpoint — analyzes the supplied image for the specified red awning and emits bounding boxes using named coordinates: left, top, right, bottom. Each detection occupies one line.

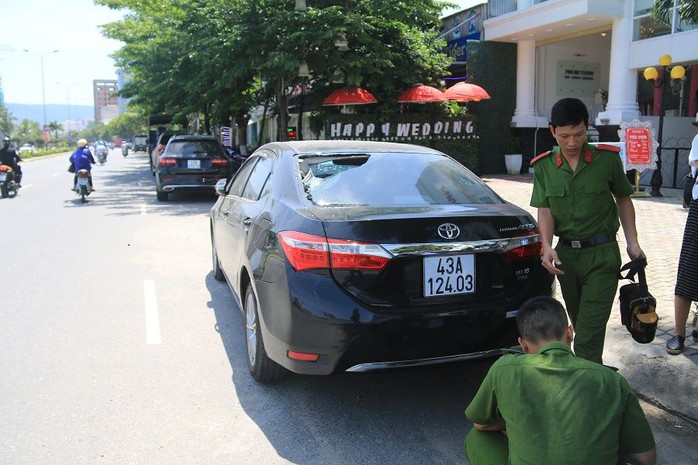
left=323, top=87, right=377, bottom=106
left=397, top=84, right=447, bottom=103
left=444, top=82, right=491, bottom=102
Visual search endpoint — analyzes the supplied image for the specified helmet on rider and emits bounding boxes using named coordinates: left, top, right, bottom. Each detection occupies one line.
left=77, top=138, right=88, bottom=147
left=2, top=136, right=10, bottom=146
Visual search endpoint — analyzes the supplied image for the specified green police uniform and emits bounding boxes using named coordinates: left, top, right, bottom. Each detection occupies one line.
left=464, top=342, right=655, bottom=465
left=530, top=144, right=634, bottom=363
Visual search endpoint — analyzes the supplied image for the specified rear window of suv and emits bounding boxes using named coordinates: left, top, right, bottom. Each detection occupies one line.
left=165, top=139, right=225, bottom=158
left=298, top=152, right=502, bottom=207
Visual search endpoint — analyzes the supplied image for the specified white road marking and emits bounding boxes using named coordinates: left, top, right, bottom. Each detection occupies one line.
left=144, top=279, right=162, bottom=345
left=141, top=204, right=147, bottom=216
left=53, top=172, right=61, bottom=176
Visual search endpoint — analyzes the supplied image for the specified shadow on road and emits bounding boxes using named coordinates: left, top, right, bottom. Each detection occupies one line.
left=204, top=272, right=493, bottom=465
left=63, top=153, right=219, bottom=217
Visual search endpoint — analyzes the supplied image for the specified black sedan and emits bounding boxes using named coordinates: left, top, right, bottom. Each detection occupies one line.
left=154, top=134, right=231, bottom=201
left=210, top=140, right=553, bottom=382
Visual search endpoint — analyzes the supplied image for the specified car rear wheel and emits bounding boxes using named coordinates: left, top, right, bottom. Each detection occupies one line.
left=244, top=285, right=288, bottom=383
left=211, top=236, right=225, bottom=282
left=156, top=190, right=168, bottom=201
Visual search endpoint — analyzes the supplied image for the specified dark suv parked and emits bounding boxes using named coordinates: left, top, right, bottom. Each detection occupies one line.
left=154, top=134, right=232, bottom=201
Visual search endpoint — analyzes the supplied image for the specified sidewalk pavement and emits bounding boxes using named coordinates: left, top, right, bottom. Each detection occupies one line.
left=482, top=174, right=698, bottom=426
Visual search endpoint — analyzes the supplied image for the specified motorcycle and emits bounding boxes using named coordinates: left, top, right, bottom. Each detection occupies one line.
left=0, top=164, right=19, bottom=198
left=75, top=169, right=92, bottom=203
left=95, top=144, right=108, bottom=165
left=121, top=144, right=129, bottom=157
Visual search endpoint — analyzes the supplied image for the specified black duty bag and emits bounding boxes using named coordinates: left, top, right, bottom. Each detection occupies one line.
left=68, top=162, right=76, bottom=173
left=618, top=257, right=657, bottom=344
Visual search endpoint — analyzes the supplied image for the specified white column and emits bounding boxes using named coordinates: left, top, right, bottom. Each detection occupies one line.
left=596, top=0, right=640, bottom=125
left=511, top=40, right=547, bottom=128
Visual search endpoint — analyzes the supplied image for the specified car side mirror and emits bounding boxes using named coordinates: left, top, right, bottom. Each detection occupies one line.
left=215, top=179, right=227, bottom=196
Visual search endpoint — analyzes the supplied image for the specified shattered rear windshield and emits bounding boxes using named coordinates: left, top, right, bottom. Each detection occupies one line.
left=297, top=152, right=501, bottom=207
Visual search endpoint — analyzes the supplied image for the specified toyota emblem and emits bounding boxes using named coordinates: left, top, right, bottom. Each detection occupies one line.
left=437, top=223, right=460, bottom=240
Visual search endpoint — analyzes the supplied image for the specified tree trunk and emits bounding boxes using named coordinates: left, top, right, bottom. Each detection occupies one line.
left=234, top=110, right=250, bottom=153
left=275, top=78, right=289, bottom=142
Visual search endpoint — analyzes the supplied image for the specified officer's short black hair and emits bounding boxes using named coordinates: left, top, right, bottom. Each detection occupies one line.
left=550, top=98, right=589, bottom=129
left=516, top=296, right=569, bottom=343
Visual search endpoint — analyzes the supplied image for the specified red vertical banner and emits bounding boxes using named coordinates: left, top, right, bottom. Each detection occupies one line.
left=625, top=127, right=652, bottom=165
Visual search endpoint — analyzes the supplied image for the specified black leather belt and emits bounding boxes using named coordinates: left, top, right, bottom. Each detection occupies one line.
left=559, top=235, right=614, bottom=249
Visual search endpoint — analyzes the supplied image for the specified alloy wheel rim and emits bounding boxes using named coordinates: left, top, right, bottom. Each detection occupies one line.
left=245, top=294, right=257, bottom=366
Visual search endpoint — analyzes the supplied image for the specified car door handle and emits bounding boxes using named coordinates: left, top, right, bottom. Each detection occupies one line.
left=222, top=209, right=229, bottom=216
left=242, top=217, right=252, bottom=226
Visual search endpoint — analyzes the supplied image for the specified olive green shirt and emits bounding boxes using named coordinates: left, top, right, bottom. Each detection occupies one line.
left=530, top=144, right=634, bottom=240
left=465, top=342, right=655, bottom=465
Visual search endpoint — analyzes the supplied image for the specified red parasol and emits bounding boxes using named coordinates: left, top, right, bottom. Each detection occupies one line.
left=444, top=82, right=491, bottom=102
left=397, top=84, right=447, bottom=103
left=323, top=87, right=377, bottom=106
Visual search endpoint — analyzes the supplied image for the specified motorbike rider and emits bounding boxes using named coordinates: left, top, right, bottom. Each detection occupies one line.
left=69, top=138, right=96, bottom=191
left=0, top=136, right=23, bottom=186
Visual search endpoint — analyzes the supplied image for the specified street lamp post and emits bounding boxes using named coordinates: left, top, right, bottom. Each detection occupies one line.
left=297, top=61, right=309, bottom=141
left=643, top=54, right=685, bottom=197
left=24, top=49, right=59, bottom=131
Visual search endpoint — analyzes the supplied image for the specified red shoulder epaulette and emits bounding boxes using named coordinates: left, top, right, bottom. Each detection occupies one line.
left=595, top=144, right=621, bottom=153
left=530, top=150, right=552, bottom=166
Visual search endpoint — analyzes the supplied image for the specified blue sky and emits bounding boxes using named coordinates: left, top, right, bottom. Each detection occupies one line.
left=0, top=0, right=124, bottom=106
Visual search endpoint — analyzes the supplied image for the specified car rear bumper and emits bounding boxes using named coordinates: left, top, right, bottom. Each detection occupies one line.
left=160, top=183, right=217, bottom=192
left=253, top=271, right=549, bottom=376
left=157, top=173, right=227, bottom=192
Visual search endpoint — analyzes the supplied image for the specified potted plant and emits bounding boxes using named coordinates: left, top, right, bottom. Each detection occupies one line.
left=504, top=136, right=523, bottom=175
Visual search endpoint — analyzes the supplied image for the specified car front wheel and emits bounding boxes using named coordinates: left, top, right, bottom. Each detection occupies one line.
left=244, top=285, right=288, bottom=383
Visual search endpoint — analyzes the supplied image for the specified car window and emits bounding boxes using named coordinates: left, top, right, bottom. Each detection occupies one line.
left=227, top=156, right=259, bottom=197
left=300, top=152, right=502, bottom=206
left=165, top=140, right=224, bottom=158
left=241, top=157, right=273, bottom=201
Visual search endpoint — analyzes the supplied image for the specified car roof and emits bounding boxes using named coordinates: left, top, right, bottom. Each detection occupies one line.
left=169, top=134, right=220, bottom=142
left=258, top=140, right=444, bottom=157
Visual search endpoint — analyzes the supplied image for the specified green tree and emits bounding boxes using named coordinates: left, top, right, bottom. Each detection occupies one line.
left=13, top=119, right=43, bottom=146
left=48, top=121, right=63, bottom=142
left=96, top=0, right=453, bottom=143
left=0, top=102, right=15, bottom=137
left=653, top=0, right=698, bottom=27
left=105, top=111, right=147, bottom=139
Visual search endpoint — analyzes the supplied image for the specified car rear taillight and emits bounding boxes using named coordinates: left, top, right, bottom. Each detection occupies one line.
left=212, top=158, right=229, bottom=167
left=159, top=157, right=177, bottom=167
left=501, top=232, right=542, bottom=261
left=278, top=231, right=391, bottom=272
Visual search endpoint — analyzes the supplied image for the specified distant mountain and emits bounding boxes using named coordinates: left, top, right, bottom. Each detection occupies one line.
left=5, top=103, right=94, bottom=125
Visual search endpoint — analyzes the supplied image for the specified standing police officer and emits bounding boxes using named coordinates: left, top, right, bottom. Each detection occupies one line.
left=529, top=98, right=645, bottom=364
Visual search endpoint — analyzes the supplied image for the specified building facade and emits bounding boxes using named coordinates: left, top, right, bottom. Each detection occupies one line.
left=93, top=79, right=119, bottom=125
left=480, top=0, right=697, bottom=184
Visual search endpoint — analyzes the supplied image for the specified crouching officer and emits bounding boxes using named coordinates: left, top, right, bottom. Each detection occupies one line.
left=529, top=97, right=645, bottom=365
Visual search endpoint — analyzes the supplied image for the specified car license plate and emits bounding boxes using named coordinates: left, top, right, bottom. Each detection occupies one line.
left=187, top=160, right=201, bottom=169
left=423, top=254, right=475, bottom=297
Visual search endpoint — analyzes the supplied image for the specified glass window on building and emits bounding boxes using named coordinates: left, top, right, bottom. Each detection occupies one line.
left=633, top=0, right=697, bottom=40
